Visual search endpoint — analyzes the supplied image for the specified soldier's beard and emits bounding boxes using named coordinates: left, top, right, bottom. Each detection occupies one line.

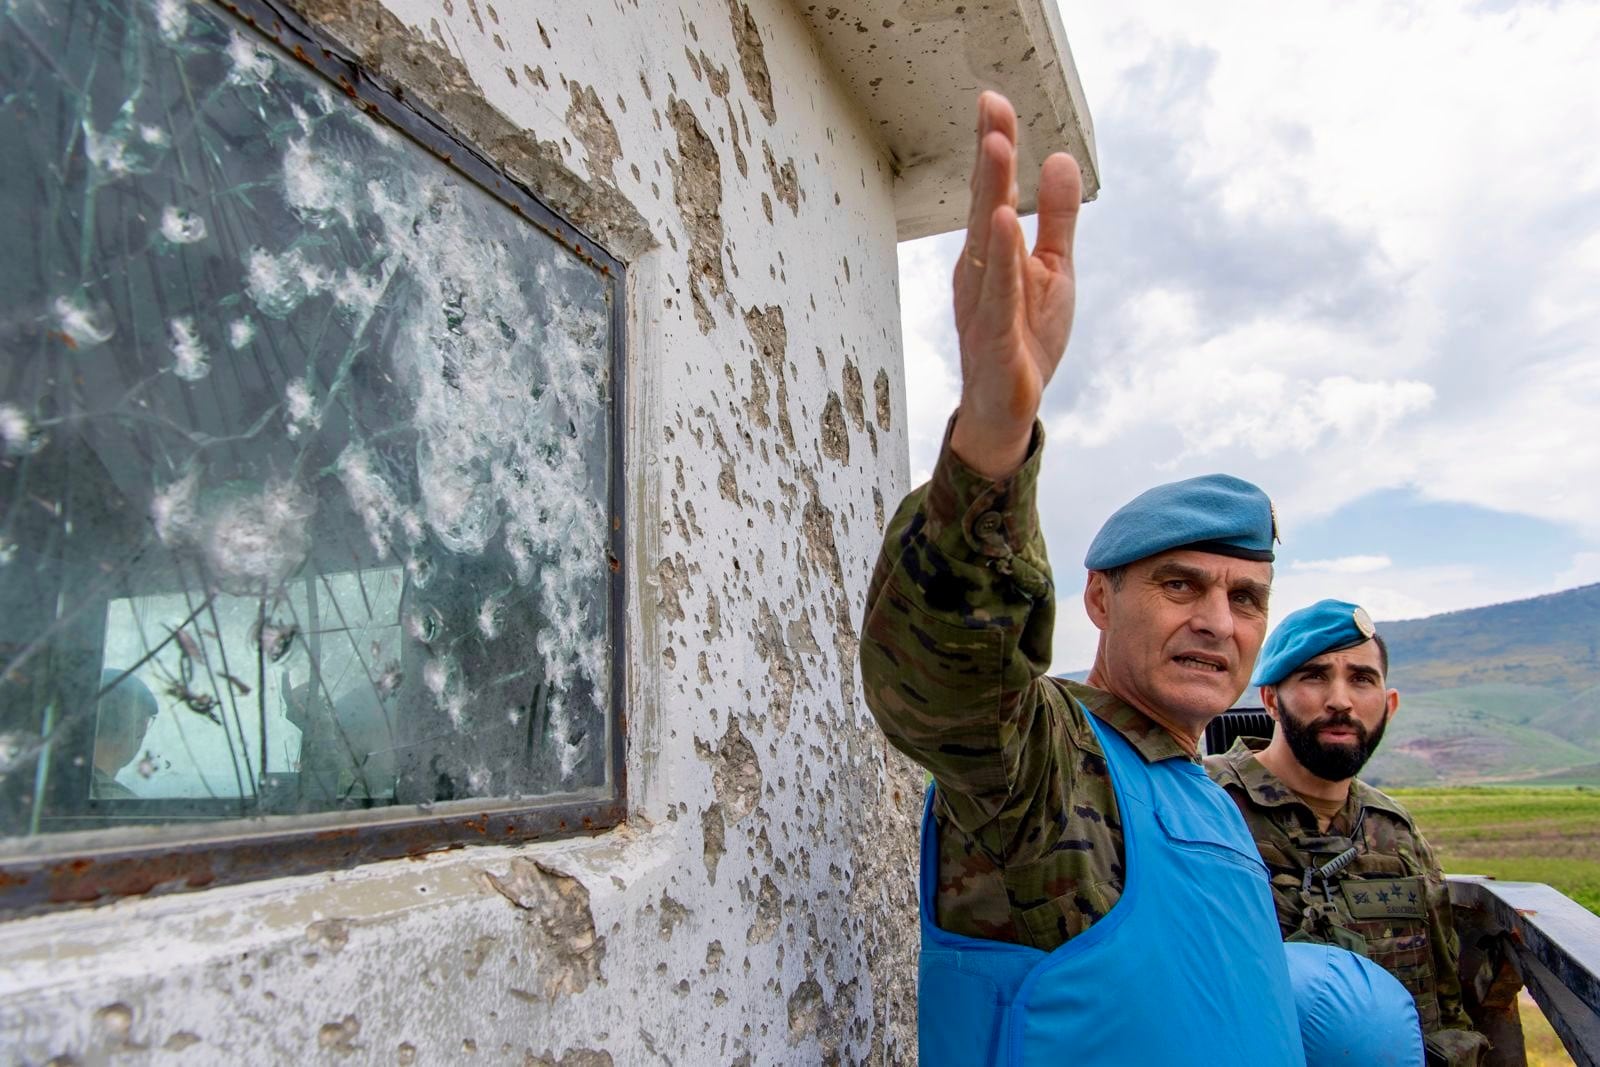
left=1275, top=696, right=1388, bottom=782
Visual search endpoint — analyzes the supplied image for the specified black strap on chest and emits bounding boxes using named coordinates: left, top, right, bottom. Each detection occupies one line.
left=1300, top=806, right=1368, bottom=902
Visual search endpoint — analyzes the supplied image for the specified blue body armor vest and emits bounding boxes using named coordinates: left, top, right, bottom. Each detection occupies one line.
left=917, top=708, right=1306, bottom=1065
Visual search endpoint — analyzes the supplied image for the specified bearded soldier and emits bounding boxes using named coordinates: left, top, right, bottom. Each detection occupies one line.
left=1206, top=599, right=1490, bottom=1067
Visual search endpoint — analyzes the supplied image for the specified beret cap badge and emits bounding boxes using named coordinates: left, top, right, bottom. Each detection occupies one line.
left=1353, top=606, right=1375, bottom=639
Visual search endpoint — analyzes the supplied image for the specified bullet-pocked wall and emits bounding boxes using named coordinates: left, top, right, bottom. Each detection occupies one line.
left=0, top=0, right=924, bottom=1062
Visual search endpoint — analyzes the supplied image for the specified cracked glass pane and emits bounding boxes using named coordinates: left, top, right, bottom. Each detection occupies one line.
left=0, top=0, right=619, bottom=838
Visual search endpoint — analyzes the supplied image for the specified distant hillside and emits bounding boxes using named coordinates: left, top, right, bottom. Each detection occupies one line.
left=1354, top=586, right=1600, bottom=786
left=1537, top=684, right=1600, bottom=747
left=1381, top=584, right=1600, bottom=694
left=1363, top=684, right=1600, bottom=788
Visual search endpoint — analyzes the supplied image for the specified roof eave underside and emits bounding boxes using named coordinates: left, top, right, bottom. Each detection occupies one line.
left=794, top=0, right=1100, bottom=241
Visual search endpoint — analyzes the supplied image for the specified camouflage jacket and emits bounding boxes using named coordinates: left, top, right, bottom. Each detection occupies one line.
left=860, top=423, right=1196, bottom=950
left=1206, top=738, right=1490, bottom=1067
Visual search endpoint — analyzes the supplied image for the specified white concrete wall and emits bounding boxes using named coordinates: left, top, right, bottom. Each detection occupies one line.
left=0, top=0, right=924, bottom=1062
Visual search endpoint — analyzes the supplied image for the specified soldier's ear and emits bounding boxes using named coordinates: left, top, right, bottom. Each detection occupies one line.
left=1384, top=688, right=1399, bottom=722
left=1083, top=571, right=1112, bottom=630
left=1260, top=685, right=1280, bottom=719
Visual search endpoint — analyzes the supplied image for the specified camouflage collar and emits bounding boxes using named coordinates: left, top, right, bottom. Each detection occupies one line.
left=1211, top=737, right=1411, bottom=823
left=1061, top=681, right=1199, bottom=764
left=1210, top=737, right=1313, bottom=810
left=1348, top=776, right=1412, bottom=823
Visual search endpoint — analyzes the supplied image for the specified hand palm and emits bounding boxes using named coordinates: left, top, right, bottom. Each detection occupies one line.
left=965, top=255, right=1074, bottom=403
left=948, top=93, right=1082, bottom=479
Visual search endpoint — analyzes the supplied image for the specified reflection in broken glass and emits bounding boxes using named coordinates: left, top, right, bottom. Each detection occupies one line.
left=0, top=0, right=618, bottom=838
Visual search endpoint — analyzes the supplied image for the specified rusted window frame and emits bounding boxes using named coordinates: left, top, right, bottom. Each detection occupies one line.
left=0, top=0, right=629, bottom=919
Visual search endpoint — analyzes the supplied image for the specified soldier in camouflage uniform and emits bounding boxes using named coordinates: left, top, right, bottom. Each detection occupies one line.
left=863, top=454, right=1278, bottom=947
left=1206, top=599, right=1490, bottom=1067
left=860, top=92, right=1282, bottom=957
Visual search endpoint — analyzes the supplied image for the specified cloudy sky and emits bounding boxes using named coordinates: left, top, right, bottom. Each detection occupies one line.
left=896, top=0, right=1600, bottom=671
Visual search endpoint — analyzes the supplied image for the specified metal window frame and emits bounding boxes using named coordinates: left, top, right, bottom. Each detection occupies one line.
left=0, top=0, right=629, bottom=919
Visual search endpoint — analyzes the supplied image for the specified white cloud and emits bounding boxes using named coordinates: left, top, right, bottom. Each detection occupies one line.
left=1052, top=0, right=1600, bottom=528
left=1269, top=563, right=1517, bottom=628
left=1397, top=358, right=1600, bottom=534
left=1290, top=555, right=1393, bottom=575
left=1066, top=2, right=1600, bottom=267
left=1554, top=551, right=1600, bottom=592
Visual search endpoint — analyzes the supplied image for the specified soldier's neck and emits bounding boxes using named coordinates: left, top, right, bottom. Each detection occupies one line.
left=1256, top=739, right=1352, bottom=831
left=1083, top=665, right=1204, bottom=754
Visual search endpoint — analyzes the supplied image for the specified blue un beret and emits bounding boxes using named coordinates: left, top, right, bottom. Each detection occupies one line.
left=1083, top=473, right=1277, bottom=571
left=1251, top=599, right=1378, bottom=687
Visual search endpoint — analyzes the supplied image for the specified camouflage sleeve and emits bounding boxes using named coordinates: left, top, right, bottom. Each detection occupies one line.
left=1416, top=836, right=1492, bottom=1066
left=859, top=416, right=1060, bottom=832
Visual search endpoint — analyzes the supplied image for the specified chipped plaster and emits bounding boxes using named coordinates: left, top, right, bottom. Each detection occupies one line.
left=1, top=0, right=927, bottom=1062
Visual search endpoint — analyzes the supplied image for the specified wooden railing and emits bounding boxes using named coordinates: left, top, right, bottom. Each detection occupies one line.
left=1449, top=876, right=1600, bottom=1067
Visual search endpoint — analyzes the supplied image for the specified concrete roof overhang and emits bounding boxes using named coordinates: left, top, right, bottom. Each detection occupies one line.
left=794, top=0, right=1100, bottom=241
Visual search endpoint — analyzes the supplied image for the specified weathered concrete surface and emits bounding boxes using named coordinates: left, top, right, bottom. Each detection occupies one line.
left=1, top=0, right=932, bottom=1063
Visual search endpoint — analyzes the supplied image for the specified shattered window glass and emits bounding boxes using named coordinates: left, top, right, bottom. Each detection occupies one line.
left=0, top=0, right=621, bottom=839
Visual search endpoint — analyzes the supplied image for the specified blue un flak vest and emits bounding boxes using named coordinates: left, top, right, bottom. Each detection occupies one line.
left=917, top=708, right=1305, bottom=1065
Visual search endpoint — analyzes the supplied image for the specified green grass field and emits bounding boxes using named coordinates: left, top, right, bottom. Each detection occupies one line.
left=1393, top=786, right=1600, bottom=914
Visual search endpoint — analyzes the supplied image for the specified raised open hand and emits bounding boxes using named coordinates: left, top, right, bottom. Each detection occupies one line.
left=949, top=91, right=1083, bottom=480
